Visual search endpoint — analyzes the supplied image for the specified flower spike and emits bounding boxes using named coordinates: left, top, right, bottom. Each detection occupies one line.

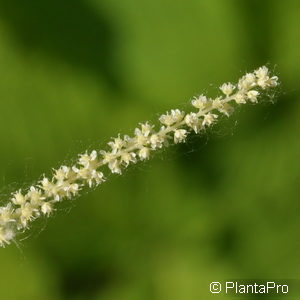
left=0, top=66, right=279, bottom=247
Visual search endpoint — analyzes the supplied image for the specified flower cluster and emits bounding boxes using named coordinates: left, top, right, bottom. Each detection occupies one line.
left=0, top=66, right=279, bottom=247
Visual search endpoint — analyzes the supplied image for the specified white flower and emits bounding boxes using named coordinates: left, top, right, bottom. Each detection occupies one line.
left=222, top=103, right=234, bottom=116
left=255, top=66, right=269, bottom=79
left=42, top=177, right=73, bottom=202
left=73, top=166, right=105, bottom=187
left=0, top=203, right=15, bottom=225
left=174, top=129, right=187, bottom=143
left=149, top=134, right=164, bottom=149
left=0, top=226, right=15, bottom=247
left=108, top=135, right=126, bottom=154
left=159, top=112, right=173, bottom=126
left=202, top=113, right=218, bottom=127
left=78, top=150, right=99, bottom=169
left=100, top=150, right=122, bottom=174
left=40, top=177, right=60, bottom=201
left=135, top=122, right=153, bottom=137
left=212, top=98, right=233, bottom=116
left=11, top=190, right=27, bottom=206
left=185, top=113, right=201, bottom=133
left=134, top=123, right=154, bottom=146
left=108, top=159, right=122, bottom=174
left=72, top=166, right=85, bottom=177
left=267, top=76, right=278, bottom=87
left=257, top=75, right=279, bottom=89
left=212, top=98, right=223, bottom=109
left=238, top=73, right=256, bottom=90
left=53, top=166, right=77, bottom=182
left=191, top=95, right=209, bottom=109
left=257, top=78, right=268, bottom=89
left=120, top=152, right=137, bottom=166
left=27, top=186, right=45, bottom=207
left=16, top=202, right=38, bottom=228
left=87, top=170, right=105, bottom=186
left=255, top=67, right=279, bottom=89
left=234, top=93, right=247, bottom=104
left=220, top=83, right=235, bottom=96
left=100, top=150, right=115, bottom=164
left=41, top=202, right=53, bottom=216
left=63, top=183, right=80, bottom=198
left=138, top=147, right=150, bottom=160
left=53, top=166, right=69, bottom=181
left=134, top=132, right=148, bottom=146
left=247, top=90, right=260, bottom=103
left=159, top=109, right=184, bottom=126
left=141, top=122, right=153, bottom=136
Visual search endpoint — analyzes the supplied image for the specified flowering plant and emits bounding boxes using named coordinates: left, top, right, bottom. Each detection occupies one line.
left=0, top=66, right=278, bottom=247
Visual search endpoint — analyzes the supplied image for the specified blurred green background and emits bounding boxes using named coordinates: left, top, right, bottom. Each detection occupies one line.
left=0, top=0, right=299, bottom=299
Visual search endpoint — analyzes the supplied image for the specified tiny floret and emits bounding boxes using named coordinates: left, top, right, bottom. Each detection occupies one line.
left=202, top=113, right=218, bottom=127
left=63, top=183, right=80, bottom=198
left=135, top=122, right=153, bottom=137
left=108, top=135, right=126, bottom=154
left=134, top=123, right=154, bottom=146
left=191, top=95, right=209, bottom=110
left=185, top=113, right=201, bottom=133
left=79, top=151, right=99, bottom=169
left=16, top=202, right=37, bottom=228
left=238, top=73, right=256, bottom=90
left=121, top=152, right=137, bottom=166
left=247, top=90, right=260, bottom=103
left=40, top=177, right=60, bottom=201
left=255, top=66, right=269, bottom=79
left=255, top=66, right=279, bottom=89
left=41, top=202, right=53, bottom=216
left=11, top=190, right=27, bottom=206
left=149, top=134, right=164, bottom=149
left=220, top=83, right=235, bottom=96
left=213, top=99, right=234, bottom=117
left=53, top=166, right=70, bottom=181
left=138, top=147, right=150, bottom=160
left=234, top=93, right=247, bottom=104
left=0, top=227, right=15, bottom=247
left=0, top=203, right=15, bottom=225
left=159, top=109, right=185, bottom=126
left=174, top=129, right=187, bottom=143
left=27, top=186, right=45, bottom=208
